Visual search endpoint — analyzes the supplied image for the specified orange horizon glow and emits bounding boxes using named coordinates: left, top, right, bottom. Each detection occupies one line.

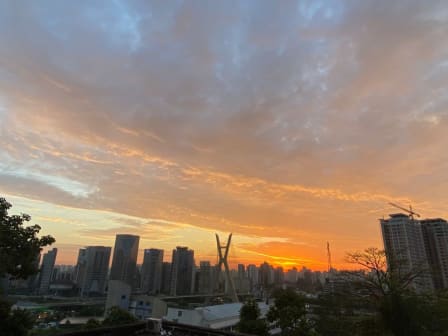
left=46, top=243, right=358, bottom=272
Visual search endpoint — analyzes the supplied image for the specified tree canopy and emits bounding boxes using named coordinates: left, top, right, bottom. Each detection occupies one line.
left=102, top=306, right=137, bottom=326
left=345, top=247, right=426, bottom=300
left=84, top=318, right=102, bottom=330
left=267, top=288, right=315, bottom=336
left=0, top=299, right=35, bottom=336
left=0, top=197, right=55, bottom=280
left=0, top=197, right=56, bottom=336
left=342, top=247, right=448, bottom=336
left=237, top=299, right=268, bottom=336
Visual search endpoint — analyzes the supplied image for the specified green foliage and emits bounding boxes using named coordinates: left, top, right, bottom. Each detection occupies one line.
left=84, top=318, right=102, bottom=330
left=102, top=306, right=137, bottom=326
left=267, top=288, right=315, bottom=336
left=29, top=328, right=62, bottom=336
left=317, top=247, right=448, bottom=336
left=78, top=305, right=104, bottom=317
left=345, top=247, right=441, bottom=336
left=0, top=197, right=55, bottom=279
left=238, top=319, right=269, bottom=336
left=379, top=292, right=424, bottom=336
left=0, top=299, right=35, bottom=336
left=0, top=197, right=55, bottom=336
left=314, top=293, right=385, bottom=336
left=240, top=299, right=261, bottom=321
left=429, top=291, right=448, bottom=333
left=378, top=291, right=448, bottom=336
left=237, top=299, right=268, bottom=336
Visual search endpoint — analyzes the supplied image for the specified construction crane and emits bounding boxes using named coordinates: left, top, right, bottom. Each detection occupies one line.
left=388, top=202, right=420, bottom=220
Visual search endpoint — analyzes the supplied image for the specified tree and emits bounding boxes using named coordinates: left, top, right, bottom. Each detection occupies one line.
left=0, top=197, right=56, bottom=336
left=345, top=247, right=426, bottom=299
left=345, top=247, right=431, bottom=336
left=78, top=305, right=104, bottom=317
left=427, top=291, right=448, bottom=334
left=236, top=299, right=269, bottom=336
left=0, top=197, right=55, bottom=279
left=0, top=299, right=35, bottom=336
left=84, top=318, right=102, bottom=330
left=314, top=291, right=384, bottom=336
left=102, top=306, right=137, bottom=326
left=267, top=288, right=315, bottom=336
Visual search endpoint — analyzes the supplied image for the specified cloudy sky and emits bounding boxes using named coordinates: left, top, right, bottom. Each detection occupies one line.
left=1, top=0, right=448, bottom=269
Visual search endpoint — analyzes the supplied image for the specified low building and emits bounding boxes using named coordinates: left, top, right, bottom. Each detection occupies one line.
left=128, top=295, right=167, bottom=319
left=105, top=280, right=167, bottom=320
left=164, top=302, right=269, bottom=331
left=59, top=316, right=104, bottom=326
left=105, top=280, right=132, bottom=312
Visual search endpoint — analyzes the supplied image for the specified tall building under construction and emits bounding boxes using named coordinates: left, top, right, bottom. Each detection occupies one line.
left=381, top=214, right=448, bottom=292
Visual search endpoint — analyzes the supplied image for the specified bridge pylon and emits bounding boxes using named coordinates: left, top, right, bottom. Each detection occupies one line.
left=215, top=233, right=239, bottom=303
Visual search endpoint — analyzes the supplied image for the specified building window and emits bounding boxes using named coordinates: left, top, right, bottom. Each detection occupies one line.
left=178, top=311, right=182, bottom=317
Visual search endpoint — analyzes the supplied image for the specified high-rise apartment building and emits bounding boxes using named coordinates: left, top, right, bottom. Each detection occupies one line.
left=28, top=253, right=41, bottom=293
left=237, top=264, right=246, bottom=279
left=259, top=262, right=274, bottom=288
left=286, top=267, right=298, bottom=283
left=274, top=266, right=285, bottom=285
left=110, top=234, right=140, bottom=287
left=170, top=246, right=195, bottom=296
left=161, top=262, right=172, bottom=294
left=247, top=264, right=259, bottom=288
left=233, top=264, right=250, bottom=293
left=75, top=248, right=87, bottom=288
left=141, top=249, right=164, bottom=294
left=421, top=218, right=448, bottom=290
left=381, top=214, right=433, bottom=292
left=38, top=248, right=57, bottom=294
left=75, top=246, right=111, bottom=296
left=197, top=261, right=213, bottom=294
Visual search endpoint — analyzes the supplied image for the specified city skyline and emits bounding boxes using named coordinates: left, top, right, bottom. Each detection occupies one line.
left=51, top=237, right=318, bottom=272
left=2, top=1, right=448, bottom=270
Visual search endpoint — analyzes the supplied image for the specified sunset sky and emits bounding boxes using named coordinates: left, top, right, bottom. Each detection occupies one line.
left=1, top=1, right=448, bottom=270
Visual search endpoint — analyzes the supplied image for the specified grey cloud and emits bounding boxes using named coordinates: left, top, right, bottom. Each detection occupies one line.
left=0, top=174, right=89, bottom=207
